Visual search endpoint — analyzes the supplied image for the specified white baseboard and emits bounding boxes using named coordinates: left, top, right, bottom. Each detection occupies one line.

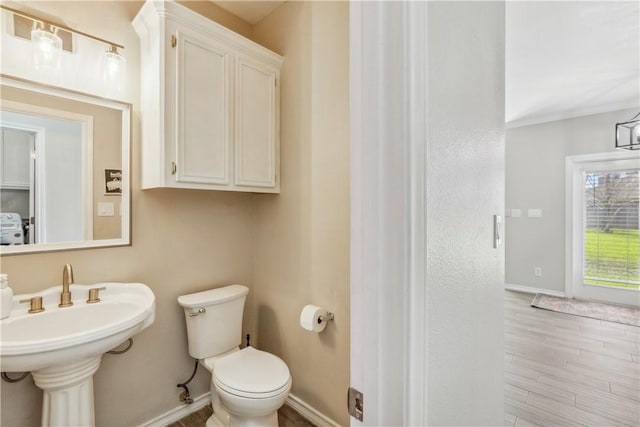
left=138, top=392, right=211, bottom=427
left=505, top=283, right=566, bottom=298
left=138, top=392, right=338, bottom=427
left=285, top=394, right=341, bottom=427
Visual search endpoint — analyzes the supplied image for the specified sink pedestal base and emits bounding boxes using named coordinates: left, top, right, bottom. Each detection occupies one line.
left=31, top=356, right=102, bottom=427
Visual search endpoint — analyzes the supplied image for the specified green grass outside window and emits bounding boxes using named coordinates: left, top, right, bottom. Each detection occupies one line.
left=584, top=228, right=639, bottom=290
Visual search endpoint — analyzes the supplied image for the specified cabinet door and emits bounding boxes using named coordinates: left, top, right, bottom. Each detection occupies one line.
left=174, top=29, right=230, bottom=185
left=234, top=56, right=278, bottom=189
left=1, top=127, right=33, bottom=189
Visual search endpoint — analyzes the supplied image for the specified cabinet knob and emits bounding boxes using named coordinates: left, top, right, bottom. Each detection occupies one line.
left=171, top=162, right=177, bottom=175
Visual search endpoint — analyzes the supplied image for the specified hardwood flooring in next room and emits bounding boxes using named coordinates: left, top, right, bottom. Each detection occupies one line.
left=504, top=291, right=640, bottom=426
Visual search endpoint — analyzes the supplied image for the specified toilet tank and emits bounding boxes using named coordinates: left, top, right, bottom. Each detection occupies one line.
left=178, top=284, right=249, bottom=359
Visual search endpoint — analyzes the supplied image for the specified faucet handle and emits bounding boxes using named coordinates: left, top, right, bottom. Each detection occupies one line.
left=20, top=296, right=44, bottom=314
left=87, top=287, right=106, bottom=304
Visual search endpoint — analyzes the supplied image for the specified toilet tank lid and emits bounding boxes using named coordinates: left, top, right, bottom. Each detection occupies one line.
left=178, top=284, right=248, bottom=308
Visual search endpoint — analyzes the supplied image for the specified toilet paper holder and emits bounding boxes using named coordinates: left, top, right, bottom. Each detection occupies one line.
left=300, top=305, right=335, bottom=332
left=319, top=312, right=335, bottom=323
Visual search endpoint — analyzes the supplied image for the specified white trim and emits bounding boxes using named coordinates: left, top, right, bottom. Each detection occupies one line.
left=404, top=1, right=428, bottom=425
left=351, top=2, right=428, bottom=425
left=285, top=394, right=341, bottom=427
left=82, top=118, right=93, bottom=240
left=504, top=283, right=566, bottom=298
left=137, top=392, right=212, bottom=427
left=351, top=1, right=431, bottom=424
left=565, top=151, right=640, bottom=306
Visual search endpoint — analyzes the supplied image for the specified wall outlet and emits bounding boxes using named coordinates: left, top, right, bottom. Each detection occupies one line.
left=534, top=267, right=542, bottom=277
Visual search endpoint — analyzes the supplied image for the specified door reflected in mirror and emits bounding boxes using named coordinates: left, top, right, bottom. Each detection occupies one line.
left=0, top=76, right=131, bottom=255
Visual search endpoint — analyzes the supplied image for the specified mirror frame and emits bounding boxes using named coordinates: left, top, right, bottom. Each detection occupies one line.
left=0, top=74, right=131, bottom=255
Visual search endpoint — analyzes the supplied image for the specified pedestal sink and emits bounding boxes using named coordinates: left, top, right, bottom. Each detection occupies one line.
left=0, top=283, right=155, bottom=426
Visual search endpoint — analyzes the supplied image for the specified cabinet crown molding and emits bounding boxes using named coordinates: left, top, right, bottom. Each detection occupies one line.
left=133, top=0, right=283, bottom=68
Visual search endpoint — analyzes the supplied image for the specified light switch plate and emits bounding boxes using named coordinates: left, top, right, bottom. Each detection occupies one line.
left=527, top=209, right=542, bottom=218
left=98, top=202, right=115, bottom=217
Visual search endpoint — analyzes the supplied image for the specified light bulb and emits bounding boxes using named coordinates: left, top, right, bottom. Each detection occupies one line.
left=102, top=46, right=126, bottom=92
left=31, top=25, right=62, bottom=72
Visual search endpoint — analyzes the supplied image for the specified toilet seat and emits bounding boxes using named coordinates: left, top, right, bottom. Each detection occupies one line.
left=213, top=347, right=291, bottom=399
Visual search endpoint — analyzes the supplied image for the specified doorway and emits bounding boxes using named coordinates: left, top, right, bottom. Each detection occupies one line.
left=0, top=106, right=91, bottom=244
left=1, top=125, right=37, bottom=244
left=566, top=152, right=640, bottom=306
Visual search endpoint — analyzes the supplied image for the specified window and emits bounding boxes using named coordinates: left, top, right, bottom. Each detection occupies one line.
left=566, top=152, right=639, bottom=303
left=583, top=169, right=639, bottom=289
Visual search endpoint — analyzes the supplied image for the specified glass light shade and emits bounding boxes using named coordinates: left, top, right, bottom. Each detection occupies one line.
left=102, top=48, right=126, bottom=92
left=31, top=28, right=62, bottom=71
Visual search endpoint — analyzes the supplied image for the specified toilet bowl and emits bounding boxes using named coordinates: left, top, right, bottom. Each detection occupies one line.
left=204, top=347, right=291, bottom=426
left=178, top=285, right=292, bottom=427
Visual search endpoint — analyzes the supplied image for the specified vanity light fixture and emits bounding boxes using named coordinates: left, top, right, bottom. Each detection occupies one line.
left=30, top=21, right=62, bottom=71
left=102, top=44, right=126, bottom=87
left=615, top=112, right=640, bottom=150
left=1, top=4, right=125, bottom=76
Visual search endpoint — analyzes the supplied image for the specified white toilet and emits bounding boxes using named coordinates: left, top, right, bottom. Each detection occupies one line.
left=178, top=285, right=291, bottom=427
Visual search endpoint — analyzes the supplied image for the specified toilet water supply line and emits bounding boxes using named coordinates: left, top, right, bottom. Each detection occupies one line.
left=0, top=338, right=135, bottom=384
left=176, top=334, right=252, bottom=404
left=177, top=360, right=199, bottom=404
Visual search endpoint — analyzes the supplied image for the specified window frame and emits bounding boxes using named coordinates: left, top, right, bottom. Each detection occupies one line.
left=565, top=151, right=640, bottom=304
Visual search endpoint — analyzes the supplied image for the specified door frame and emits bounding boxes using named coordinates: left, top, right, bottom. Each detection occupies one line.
left=0, top=122, right=44, bottom=243
left=565, top=151, right=640, bottom=306
left=350, top=1, right=428, bottom=425
left=0, top=101, right=94, bottom=242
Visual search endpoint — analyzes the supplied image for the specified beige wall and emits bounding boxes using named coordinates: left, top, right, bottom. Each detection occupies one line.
left=1, top=1, right=350, bottom=426
left=1, top=2, right=255, bottom=426
left=252, top=2, right=350, bottom=425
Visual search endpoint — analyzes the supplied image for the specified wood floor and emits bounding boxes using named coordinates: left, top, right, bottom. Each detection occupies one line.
left=505, top=290, right=640, bottom=427
left=170, top=403, right=314, bottom=427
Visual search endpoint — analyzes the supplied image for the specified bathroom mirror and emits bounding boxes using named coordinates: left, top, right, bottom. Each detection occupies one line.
left=0, top=75, right=131, bottom=255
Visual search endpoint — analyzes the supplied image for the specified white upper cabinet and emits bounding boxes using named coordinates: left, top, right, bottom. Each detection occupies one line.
left=133, top=1, right=283, bottom=192
left=0, top=127, right=33, bottom=189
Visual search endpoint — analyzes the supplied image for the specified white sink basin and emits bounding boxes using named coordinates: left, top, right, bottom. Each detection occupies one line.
left=1, top=283, right=155, bottom=372
left=0, top=282, right=155, bottom=426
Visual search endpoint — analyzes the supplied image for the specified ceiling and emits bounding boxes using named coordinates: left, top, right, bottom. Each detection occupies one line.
left=212, top=1, right=285, bottom=25
left=211, top=1, right=639, bottom=127
left=506, top=1, right=640, bottom=127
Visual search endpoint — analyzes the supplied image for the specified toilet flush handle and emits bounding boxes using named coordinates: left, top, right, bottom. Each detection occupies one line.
left=189, top=308, right=206, bottom=317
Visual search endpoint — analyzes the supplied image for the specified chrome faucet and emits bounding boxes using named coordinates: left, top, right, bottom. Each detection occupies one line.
left=59, top=264, right=74, bottom=307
